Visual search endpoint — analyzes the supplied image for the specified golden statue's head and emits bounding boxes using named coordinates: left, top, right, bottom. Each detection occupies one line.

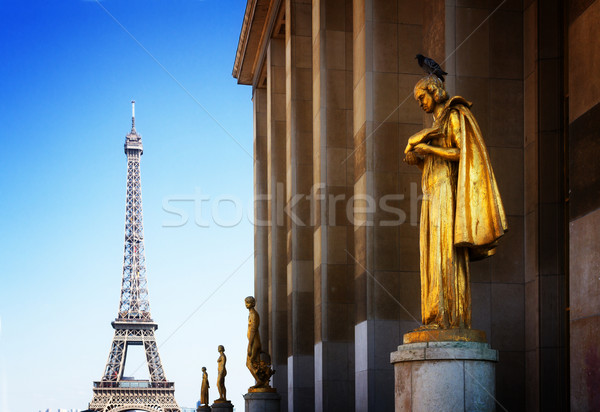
left=414, top=75, right=448, bottom=113
left=218, top=344, right=225, bottom=352
left=245, top=296, right=256, bottom=308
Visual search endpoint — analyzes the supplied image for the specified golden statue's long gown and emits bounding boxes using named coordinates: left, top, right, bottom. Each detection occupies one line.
left=201, top=371, right=209, bottom=405
left=419, top=97, right=507, bottom=329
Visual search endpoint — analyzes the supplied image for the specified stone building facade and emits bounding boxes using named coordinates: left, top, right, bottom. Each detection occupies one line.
left=233, top=0, right=599, bottom=411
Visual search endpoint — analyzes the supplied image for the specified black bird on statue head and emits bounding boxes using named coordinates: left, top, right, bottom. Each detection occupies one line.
left=415, top=54, right=448, bottom=82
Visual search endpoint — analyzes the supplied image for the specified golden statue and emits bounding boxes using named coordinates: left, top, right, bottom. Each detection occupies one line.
left=404, top=75, right=507, bottom=341
left=245, top=296, right=275, bottom=391
left=200, top=366, right=209, bottom=406
left=215, top=345, right=228, bottom=402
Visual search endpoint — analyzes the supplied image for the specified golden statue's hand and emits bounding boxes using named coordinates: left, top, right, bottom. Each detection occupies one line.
left=413, top=143, right=431, bottom=155
left=407, top=134, right=422, bottom=146
left=405, top=132, right=429, bottom=153
left=406, top=128, right=442, bottom=153
left=405, top=133, right=424, bottom=153
left=404, top=151, right=419, bottom=165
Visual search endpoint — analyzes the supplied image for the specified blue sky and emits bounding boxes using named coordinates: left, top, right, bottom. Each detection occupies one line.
left=0, top=0, right=255, bottom=410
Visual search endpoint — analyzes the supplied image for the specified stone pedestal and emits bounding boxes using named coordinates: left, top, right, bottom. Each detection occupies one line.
left=243, top=391, right=281, bottom=412
left=211, top=400, right=234, bottom=412
left=390, top=341, right=498, bottom=411
left=196, top=405, right=211, bottom=412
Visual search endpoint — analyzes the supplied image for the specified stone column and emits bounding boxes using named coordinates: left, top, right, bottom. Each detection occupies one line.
left=267, top=36, right=288, bottom=402
left=522, top=4, right=540, bottom=410
left=352, top=0, right=424, bottom=410
left=285, top=1, right=314, bottom=410
left=312, top=0, right=355, bottom=411
left=567, top=1, right=600, bottom=411
left=446, top=1, right=527, bottom=409
left=254, top=87, right=269, bottom=345
left=536, top=1, right=567, bottom=410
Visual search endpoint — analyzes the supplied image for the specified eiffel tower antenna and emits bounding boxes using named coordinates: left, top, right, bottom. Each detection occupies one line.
left=131, top=100, right=136, bottom=130
left=89, top=102, right=180, bottom=411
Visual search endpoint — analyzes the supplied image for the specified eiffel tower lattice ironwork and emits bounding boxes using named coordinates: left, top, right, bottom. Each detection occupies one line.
left=89, top=102, right=180, bottom=412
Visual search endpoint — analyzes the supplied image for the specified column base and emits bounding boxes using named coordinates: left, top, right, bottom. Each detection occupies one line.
left=244, top=391, right=281, bottom=412
left=390, top=341, right=498, bottom=411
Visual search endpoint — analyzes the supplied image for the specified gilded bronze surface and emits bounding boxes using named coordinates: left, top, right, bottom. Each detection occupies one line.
left=245, top=296, right=275, bottom=391
left=248, top=386, right=278, bottom=393
left=404, top=76, right=507, bottom=335
left=403, top=328, right=487, bottom=344
left=215, top=345, right=228, bottom=402
left=200, top=366, right=209, bottom=406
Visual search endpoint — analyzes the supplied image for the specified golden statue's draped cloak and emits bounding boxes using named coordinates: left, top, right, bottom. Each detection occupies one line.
left=451, top=98, right=508, bottom=257
left=420, top=96, right=507, bottom=328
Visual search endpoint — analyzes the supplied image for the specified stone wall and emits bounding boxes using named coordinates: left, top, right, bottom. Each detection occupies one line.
left=568, top=1, right=600, bottom=410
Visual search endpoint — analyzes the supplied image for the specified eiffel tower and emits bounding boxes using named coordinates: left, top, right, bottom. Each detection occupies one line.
left=89, top=102, right=180, bottom=412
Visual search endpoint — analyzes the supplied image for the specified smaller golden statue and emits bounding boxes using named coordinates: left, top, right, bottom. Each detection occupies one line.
left=245, top=296, right=275, bottom=392
left=215, top=345, right=228, bottom=402
left=200, top=366, right=210, bottom=406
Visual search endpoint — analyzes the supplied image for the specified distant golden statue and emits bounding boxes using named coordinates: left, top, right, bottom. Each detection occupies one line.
left=216, top=345, right=228, bottom=402
left=404, top=75, right=507, bottom=334
left=200, top=366, right=209, bottom=406
left=245, top=296, right=275, bottom=391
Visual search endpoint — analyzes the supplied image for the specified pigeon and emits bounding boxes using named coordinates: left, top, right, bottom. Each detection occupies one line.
left=415, top=54, right=447, bottom=82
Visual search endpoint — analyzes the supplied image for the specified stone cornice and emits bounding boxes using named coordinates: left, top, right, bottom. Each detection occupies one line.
left=232, top=0, right=281, bottom=86
left=232, top=0, right=256, bottom=83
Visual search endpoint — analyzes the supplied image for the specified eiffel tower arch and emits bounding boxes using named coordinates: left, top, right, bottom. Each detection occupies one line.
left=89, top=102, right=180, bottom=412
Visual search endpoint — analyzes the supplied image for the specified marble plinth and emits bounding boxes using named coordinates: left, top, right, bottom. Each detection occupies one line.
left=244, top=391, right=281, bottom=412
left=211, top=400, right=234, bottom=412
left=390, top=341, right=498, bottom=411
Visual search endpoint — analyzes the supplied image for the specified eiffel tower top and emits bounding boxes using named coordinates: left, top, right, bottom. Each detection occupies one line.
left=125, top=100, right=143, bottom=154
left=117, top=100, right=152, bottom=324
